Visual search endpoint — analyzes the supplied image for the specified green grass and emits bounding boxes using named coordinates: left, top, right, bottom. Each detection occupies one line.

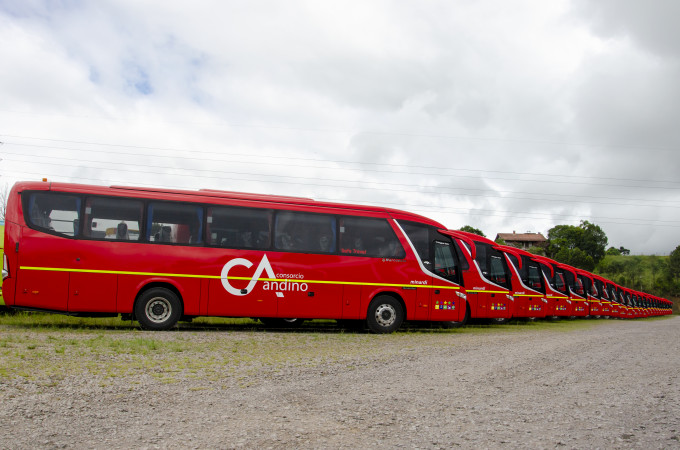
left=0, top=311, right=671, bottom=388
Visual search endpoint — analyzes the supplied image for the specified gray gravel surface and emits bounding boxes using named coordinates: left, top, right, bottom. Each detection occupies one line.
left=1, top=317, right=679, bottom=449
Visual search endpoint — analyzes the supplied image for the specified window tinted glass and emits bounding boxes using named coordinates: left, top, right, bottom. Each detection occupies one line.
left=274, top=211, right=336, bottom=253
left=554, top=271, right=566, bottom=293
left=148, top=202, right=203, bottom=244
left=398, top=221, right=431, bottom=262
left=526, top=261, right=544, bottom=291
left=25, top=192, right=81, bottom=237
left=208, top=206, right=271, bottom=249
left=434, top=240, right=459, bottom=281
left=339, top=216, right=405, bottom=258
left=474, top=243, right=487, bottom=271
left=489, top=254, right=509, bottom=287
left=451, top=240, right=469, bottom=271
left=83, top=197, right=143, bottom=241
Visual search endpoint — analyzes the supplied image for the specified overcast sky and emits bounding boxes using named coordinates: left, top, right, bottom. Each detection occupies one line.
left=1, top=0, right=678, bottom=254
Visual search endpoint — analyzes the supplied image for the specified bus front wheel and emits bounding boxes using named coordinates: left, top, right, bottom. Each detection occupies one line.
left=367, top=296, right=404, bottom=334
left=135, top=288, right=182, bottom=331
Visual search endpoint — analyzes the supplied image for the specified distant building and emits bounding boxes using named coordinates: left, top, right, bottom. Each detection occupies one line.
left=495, top=231, right=548, bottom=249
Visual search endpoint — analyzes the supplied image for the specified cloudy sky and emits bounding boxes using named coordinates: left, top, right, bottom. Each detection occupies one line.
left=1, top=0, right=678, bottom=254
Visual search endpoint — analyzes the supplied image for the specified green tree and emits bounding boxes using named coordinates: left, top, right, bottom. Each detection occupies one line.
left=670, top=245, right=680, bottom=279
left=526, top=245, right=545, bottom=256
left=618, top=246, right=630, bottom=256
left=495, top=237, right=506, bottom=245
left=607, top=247, right=622, bottom=256
left=547, top=221, right=608, bottom=264
left=554, top=247, right=595, bottom=272
left=459, top=225, right=485, bottom=237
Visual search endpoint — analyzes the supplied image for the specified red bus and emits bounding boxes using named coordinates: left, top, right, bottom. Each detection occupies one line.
left=444, top=230, right=515, bottom=324
left=530, top=255, right=571, bottom=318
left=575, top=269, right=600, bottom=317
left=495, top=245, right=548, bottom=320
left=2, top=181, right=468, bottom=333
left=591, top=274, right=611, bottom=317
left=559, top=264, right=588, bottom=318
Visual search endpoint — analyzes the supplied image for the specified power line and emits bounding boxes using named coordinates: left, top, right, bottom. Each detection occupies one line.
left=1, top=114, right=678, bottom=153
left=8, top=145, right=680, bottom=206
left=5, top=156, right=680, bottom=210
left=3, top=169, right=679, bottom=228
left=4, top=135, right=680, bottom=187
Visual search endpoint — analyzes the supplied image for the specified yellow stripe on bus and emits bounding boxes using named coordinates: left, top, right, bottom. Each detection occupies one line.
left=19, top=266, right=460, bottom=291
left=466, top=290, right=509, bottom=294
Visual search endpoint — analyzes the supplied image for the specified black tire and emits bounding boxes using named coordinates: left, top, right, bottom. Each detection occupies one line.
left=366, top=295, right=404, bottom=334
left=441, top=304, right=470, bottom=329
left=135, top=287, right=182, bottom=331
left=259, top=318, right=306, bottom=328
left=489, top=317, right=510, bottom=325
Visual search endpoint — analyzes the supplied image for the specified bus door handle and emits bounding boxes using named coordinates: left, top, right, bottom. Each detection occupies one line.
left=308, top=292, right=314, bottom=297
left=434, top=290, right=440, bottom=294
left=240, top=289, right=248, bottom=294
left=491, top=293, right=495, bottom=297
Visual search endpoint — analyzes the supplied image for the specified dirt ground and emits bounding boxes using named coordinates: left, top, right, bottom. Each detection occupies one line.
left=1, top=316, right=679, bottom=449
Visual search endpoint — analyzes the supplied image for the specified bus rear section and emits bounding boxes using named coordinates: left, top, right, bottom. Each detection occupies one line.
left=445, top=230, right=514, bottom=324
left=2, top=180, right=467, bottom=333
left=497, top=245, right=547, bottom=320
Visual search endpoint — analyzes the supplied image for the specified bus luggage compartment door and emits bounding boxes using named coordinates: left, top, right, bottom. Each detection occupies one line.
left=16, top=268, right=69, bottom=311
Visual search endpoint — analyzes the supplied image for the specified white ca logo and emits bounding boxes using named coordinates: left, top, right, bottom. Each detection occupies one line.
left=221, top=255, right=277, bottom=296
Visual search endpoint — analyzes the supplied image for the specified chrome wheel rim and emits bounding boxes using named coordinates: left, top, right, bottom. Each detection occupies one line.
left=374, top=304, right=397, bottom=328
left=146, top=297, right=172, bottom=323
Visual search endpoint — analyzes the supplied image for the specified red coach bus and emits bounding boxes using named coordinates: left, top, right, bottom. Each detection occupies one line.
left=495, top=245, right=547, bottom=320
left=576, top=269, right=600, bottom=317
left=2, top=181, right=468, bottom=333
left=530, top=255, right=571, bottom=318
left=559, top=264, right=588, bottom=318
left=591, top=274, right=611, bottom=317
left=444, top=230, right=515, bottom=324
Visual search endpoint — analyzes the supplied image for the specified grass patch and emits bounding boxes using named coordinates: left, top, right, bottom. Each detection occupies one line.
left=0, top=311, right=672, bottom=388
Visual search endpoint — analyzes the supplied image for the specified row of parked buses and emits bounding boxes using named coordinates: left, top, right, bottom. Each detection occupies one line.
left=1, top=180, right=673, bottom=333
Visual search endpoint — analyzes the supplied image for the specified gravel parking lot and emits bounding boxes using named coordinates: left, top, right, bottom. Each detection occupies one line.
left=1, top=316, right=679, bottom=449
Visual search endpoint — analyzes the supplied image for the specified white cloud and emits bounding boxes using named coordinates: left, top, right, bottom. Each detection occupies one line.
left=0, top=0, right=678, bottom=254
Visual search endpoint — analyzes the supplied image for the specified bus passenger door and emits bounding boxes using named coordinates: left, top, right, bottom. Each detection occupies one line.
left=429, top=240, right=463, bottom=322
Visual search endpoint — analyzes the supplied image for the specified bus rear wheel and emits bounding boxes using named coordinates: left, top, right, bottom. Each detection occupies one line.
left=135, top=288, right=181, bottom=331
left=367, top=296, right=403, bottom=334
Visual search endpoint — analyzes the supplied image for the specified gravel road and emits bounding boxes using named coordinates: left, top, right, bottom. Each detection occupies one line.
left=1, top=317, right=679, bottom=449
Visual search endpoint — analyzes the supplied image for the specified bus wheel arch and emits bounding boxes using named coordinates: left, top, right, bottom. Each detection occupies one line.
left=134, top=283, right=184, bottom=331
left=366, top=293, right=405, bottom=334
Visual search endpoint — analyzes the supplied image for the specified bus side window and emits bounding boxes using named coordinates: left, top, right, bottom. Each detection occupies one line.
left=274, top=211, right=336, bottom=254
left=340, top=217, right=405, bottom=258
left=24, top=192, right=81, bottom=237
left=207, top=206, right=272, bottom=249
left=83, top=197, right=143, bottom=241
left=148, top=202, right=203, bottom=245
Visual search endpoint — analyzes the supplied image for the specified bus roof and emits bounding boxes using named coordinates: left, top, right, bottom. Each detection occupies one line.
left=11, top=180, right=446, bottom=228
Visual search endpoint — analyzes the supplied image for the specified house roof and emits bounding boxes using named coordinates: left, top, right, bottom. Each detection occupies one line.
left=495, top=232, right=547, bottom=243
